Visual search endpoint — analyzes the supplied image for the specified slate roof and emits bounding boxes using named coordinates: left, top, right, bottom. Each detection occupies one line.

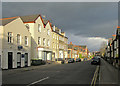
left=79, top=45, right=87, bottom=49
left=116, top=27, right=120, bottom=35
left=52, top=26, right=68, bottom=39
left=0, top=17, right=18, bottom=26
left=1, top=14, right=68, bottom=39
left=20, top=14, right=50, bottom=26
left=42, top=19, right=48, bottom=25
left=20, top=14, right=40, bottom=23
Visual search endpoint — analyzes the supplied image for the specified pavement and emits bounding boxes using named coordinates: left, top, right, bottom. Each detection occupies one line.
left=2, top=60, right=97, bottom=85
left=99, top=58, right=119, bottom=86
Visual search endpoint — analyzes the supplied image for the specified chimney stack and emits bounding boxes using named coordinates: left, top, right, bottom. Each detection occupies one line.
left=70, top=42, right=72, bottom=44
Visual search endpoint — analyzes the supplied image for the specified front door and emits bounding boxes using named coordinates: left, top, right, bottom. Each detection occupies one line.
left=17, top=52, right=21, bottom=68
left=52, top=53, right=55, bottom=61
left=43, top=52, right=46, bottom=61
left=25, top=53, right=28, bottom=67
left=8, top=52, right=13, bottom=69
left=0, top=55, right=1, bottom=68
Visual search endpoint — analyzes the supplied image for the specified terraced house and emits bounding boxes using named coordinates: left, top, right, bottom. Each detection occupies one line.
left=0, top=14, right=68, bottom=69
left=52, top=25, right=68, bottom=61
left=20, top=14, right=53, bottom=62
left=79, top=45, right=88, bottom=58
left=52, top=25, right=59, bottom=61
left=103, top=26, right=120, bottom=68
left=0, top=17, right=31, bottom=69
left=68, top=42, right=88, bottom=60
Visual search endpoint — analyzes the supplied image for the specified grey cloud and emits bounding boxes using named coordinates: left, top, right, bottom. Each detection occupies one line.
left=2, top=0, right=119, bottom=2
left=2, top=2, right=118, bottom=51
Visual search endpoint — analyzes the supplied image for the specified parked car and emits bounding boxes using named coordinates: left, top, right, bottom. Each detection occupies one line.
left=91, top=56, right=100, bottom=65
left=68, top=58, right=75, bottom=63
left=76, top=58, right=81, bottom=62
left=61, top=60, right=65, bottom=64
left=31, top=59, right=46, bottom=66
left=83, top=58, right=87, bottom=61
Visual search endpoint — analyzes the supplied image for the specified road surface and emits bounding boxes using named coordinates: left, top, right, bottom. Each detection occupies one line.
left=2, top=60, right=97, bottom=85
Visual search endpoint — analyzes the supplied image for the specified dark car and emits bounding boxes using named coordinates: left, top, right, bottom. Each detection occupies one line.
left=83, top=58, right=87, bottom=61
left=76, top=58, right=81, bottom=62
left=91, top=57, right=100, bottom=65
left=68, top=58, right=75, bottom=63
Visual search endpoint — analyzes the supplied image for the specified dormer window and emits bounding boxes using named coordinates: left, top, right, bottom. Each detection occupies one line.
left=59, top=29, right=61, bottom=34
left=47, top=29, right=50, bottom=35
left=25, top=24, right=30, bottom=31
left=53, top=26, right=55, bottom=31
left=38, top=24, right=41, bottom=32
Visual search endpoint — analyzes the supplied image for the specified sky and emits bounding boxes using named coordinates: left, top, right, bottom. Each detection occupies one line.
left=2, top=2, right=118, bottom=52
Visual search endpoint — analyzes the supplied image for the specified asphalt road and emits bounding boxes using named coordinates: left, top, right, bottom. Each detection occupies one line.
left=2, top=60, right=97, bottom=85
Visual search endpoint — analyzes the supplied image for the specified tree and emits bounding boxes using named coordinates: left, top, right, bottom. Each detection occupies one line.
left=99, top=41, right=107, bottom=57
left=79, top=54, right=83, bottom=58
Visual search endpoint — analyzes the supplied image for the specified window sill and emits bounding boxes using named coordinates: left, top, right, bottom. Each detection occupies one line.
left=25, top=45, right=28, bottom=47
left=8, top=42, right=13, bottom=44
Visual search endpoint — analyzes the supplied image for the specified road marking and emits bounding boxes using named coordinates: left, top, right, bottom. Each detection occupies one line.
left=90, top=66, right=99, bottom=86
left=93, top=68, right=99, bottom=86
left=90, top=67, right=97, bottom=86
left=27, top=77, right=49, bottom=86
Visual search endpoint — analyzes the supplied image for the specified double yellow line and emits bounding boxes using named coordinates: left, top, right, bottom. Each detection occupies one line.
left=90, top=65, right=100, bottom=86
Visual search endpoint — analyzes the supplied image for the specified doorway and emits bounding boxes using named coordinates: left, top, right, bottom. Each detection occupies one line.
left=8, top=52, right=13, bottom=69
left=25, top=53, right=28, bottom=67
left=17, top=52, right=21, bottom=68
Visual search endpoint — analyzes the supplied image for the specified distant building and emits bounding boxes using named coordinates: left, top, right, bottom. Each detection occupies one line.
left=102, top=26, right=120, bottom=68
left=52, top=25, right=68, bottom=61
left=68, top=42, right=89, bottom=60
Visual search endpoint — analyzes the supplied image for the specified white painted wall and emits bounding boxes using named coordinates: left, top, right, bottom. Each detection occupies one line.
left=59, top=50, right=63, bottom=59
left=0, top=26, right=3, bottom=68
left=47, top=53, right=52, bottom=60
left=2, top=18, right=31, bottom=69
left=26, top=16, right=53, bottom=61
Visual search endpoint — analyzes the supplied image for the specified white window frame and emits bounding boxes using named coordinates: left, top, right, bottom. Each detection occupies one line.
left=57, top=35, right=58, bottom=40
left=43, top=38, right=46, bottom=46
left=47, top=29, right=50, bottom=35
left=8, top=32, right=13, bottom=43
left=25, top=24, right=30, bottom=31
left=17, top=34, right=21, bottom=45
left=47, top=39, right=50, bottom=46
left=25, top=36, right=28, bottom=46
left=38, top=24, right=41, bottom=32
left=38, top=37, right=41, bottom=45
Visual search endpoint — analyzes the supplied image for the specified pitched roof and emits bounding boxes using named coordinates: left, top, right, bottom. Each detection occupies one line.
left=20, top=14, right=40, bottom=23
left=42, top=19, right=48, bottom=25
left=79, top=45, right=87, bottom=49
left=0, top=17, right=18, bottom=26
left=117, top=26, right=120, bottom=28
left=74, top=46, right=78, bottom=50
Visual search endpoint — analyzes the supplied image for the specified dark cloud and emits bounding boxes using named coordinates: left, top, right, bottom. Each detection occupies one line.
left=2, top=2, right=118, bottom=51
